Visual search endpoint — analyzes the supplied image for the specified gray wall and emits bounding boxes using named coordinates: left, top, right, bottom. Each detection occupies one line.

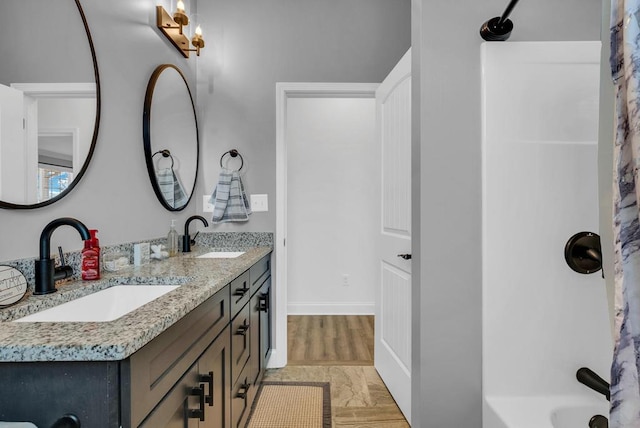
left=0, top=0, right=409, bottom=262
left=195, top=0, right=411, bottom=232
left=411, top=0, right=602, bottom=427
left=0, top=0, right=94, bottom=84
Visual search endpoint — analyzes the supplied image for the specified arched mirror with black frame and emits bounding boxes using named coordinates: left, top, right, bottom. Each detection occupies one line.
left=143, top=64, right=199, bottom=211
left=0, top=0, right=101, bottom=209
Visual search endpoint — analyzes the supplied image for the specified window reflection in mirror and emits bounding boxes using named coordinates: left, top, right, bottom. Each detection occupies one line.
left=0, top=0, right=99, bottom=208
left=38, top=132, right=74, bottom=202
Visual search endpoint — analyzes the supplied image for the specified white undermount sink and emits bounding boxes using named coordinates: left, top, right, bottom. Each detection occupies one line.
left=196, top=251, right=245, bottom=259
left=14, top=285, right=179, bottom=323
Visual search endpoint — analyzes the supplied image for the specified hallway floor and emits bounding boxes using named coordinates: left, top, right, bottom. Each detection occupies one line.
left=263, top=315, right=409, bottom=427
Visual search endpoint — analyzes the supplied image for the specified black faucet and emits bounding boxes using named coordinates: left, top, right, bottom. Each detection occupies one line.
left=34, top=217, right=91, bottom=295
left=183, top=215, right=209, bottom=253
left=576, top=367, right=610, bottom=401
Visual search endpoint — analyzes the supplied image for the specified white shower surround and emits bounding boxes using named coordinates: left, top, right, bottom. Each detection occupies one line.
left=481, top=41, right=612, bottom=427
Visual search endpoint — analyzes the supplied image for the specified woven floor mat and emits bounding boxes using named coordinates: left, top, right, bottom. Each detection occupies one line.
left=246, top=382, right=331, bottom=428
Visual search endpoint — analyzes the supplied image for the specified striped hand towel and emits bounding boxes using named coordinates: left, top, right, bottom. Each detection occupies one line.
left=156, top=167, right=189, bottom=208
left=210, top=168, right=252, bottom=223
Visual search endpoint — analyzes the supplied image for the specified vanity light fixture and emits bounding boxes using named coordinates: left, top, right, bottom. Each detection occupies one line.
left=191, top=25, right=205, bottom=56
left=156, top=2, right=205, bottom=58
left=172, top=0, right=189, bottom=30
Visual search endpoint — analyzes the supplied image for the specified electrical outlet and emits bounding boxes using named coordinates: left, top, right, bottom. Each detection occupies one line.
left=342, top=274, right=350, bottom=286
left=203, top=195, right=214, bottom=213
left=250, top=194, right=269, bottom=212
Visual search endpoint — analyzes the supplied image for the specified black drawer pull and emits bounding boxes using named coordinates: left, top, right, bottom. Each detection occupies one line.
left=199, top=371, right=214, bottom=406
left=236, top=323, right=250, bottom=336
left=233, top=283, right=250, bottom=297
left=188, top=386, right=205, bottom=421
left=258, top=293, right=269, bottom=312
left=236, top=383, right=250, bottom=399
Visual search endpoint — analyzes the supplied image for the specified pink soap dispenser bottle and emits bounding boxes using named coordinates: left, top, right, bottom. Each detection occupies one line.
left=81, top=229, right=100, bottom=280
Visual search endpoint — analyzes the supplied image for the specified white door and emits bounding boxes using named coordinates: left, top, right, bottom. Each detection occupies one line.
left=375, top=48, right=412, bottom=423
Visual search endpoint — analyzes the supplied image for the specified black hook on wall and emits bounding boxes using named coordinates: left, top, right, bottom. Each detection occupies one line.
left=479, top=0, right=521, bottom=41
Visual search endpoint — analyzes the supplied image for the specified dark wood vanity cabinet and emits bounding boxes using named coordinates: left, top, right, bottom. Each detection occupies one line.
left=229, top=254, right=272, bottom=428
left=0, top=253, right=272, bottom=428
left=125, top=285, right=231, bottom=427
left=126, top=283, right=232, bottom=428
left=137, top=325, right=230, bottom=428
left=137, top=254, right=272, bottom=428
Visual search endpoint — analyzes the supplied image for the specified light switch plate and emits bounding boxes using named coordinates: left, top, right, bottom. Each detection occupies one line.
left=250, top=194, right=268, bottom=212
left=203, top=195, right=214, bottom=213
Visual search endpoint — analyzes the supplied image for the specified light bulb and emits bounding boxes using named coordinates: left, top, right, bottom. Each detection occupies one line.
left=176, top=0, right=185, bottom=13
left=195, top=25, right=202, bottom=36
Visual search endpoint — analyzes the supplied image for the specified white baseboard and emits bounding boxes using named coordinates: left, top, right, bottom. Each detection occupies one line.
left=287, top=302, right=374, bottom=315
left=266, top=348, right=286, bottom=368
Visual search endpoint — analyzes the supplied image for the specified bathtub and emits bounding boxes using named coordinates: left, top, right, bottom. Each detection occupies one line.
left=484, top=395, right=609, bottom=428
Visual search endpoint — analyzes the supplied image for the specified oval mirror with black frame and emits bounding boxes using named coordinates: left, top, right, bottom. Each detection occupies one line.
left=143, top=64, right=199, bottom=211
left=0, top=0, right=100, bottom=209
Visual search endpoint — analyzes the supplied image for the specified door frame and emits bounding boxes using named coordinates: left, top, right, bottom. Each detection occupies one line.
left=273, top=82, right=379, bottom=367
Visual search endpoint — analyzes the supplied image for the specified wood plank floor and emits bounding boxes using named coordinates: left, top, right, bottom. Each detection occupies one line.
left=264, top=366, right=409, bottom=428
left=288, top=315, right=374, bottom=365
left=272, top=315, right=409, bottom=427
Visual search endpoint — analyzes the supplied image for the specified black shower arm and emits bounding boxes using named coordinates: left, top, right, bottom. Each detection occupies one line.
left=498, top=0, right=520, bottom=26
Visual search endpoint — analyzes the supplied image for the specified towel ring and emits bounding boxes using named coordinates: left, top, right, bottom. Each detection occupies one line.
left=220, top=149, right=244, bottom=171
left=153, top=149, right=174, bottom=169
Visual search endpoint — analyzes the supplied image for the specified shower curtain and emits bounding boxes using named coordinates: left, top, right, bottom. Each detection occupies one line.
left=611, top=1, right=640, bottom=425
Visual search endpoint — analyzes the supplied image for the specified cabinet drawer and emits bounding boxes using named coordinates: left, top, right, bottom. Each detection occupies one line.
left=231, top=302, right=251, bottom=385
left=230, top=270, right=250, bottom=318
left=231, top=362, right=253, bottom=428
left=126, top=285, right=230, bottom=427
left=138, top=362, right=200, bottom=428
left=249, top=254, right=270, bottom=294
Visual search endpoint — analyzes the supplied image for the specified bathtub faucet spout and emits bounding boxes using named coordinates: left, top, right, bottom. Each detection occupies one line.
left=576, top=367, right=610, bottom=401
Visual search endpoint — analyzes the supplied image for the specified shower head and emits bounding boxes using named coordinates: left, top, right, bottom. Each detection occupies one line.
left=479, top=16, right=514, bottom=41
left=480, top=0, right=521, bottom=41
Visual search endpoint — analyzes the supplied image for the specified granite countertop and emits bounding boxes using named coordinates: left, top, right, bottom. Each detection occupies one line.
left=0, top=246, right=272, bottom=362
